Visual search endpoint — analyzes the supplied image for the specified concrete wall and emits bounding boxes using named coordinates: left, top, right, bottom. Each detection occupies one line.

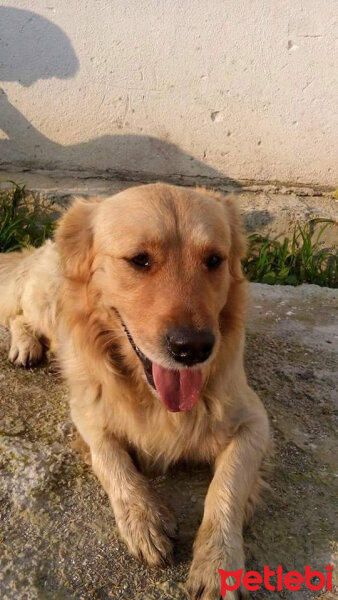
left=0, top=1, right=337, bottom=187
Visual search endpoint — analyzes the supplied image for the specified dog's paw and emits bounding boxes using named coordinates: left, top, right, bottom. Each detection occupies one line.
left=187, top=558, right=248, bottom=600
left=9, top=335, right=43, bottom=367
left=186, top=525, right=247, bottom=600
left=114, top=495, right=177, bottom=567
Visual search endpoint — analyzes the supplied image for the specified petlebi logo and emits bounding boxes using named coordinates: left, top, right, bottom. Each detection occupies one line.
left=219, top=564, right=334, bottom=596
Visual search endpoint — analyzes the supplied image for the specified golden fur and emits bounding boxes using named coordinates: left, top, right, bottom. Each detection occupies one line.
left=0, top=183, right=269, bottom=599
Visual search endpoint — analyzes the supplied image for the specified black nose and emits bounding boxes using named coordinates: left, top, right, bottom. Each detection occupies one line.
left=166, top=328, right=215, bottom=366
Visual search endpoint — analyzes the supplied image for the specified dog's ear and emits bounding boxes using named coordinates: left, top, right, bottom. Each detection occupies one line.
left=219, top=195, right=248, bottom=337
left=224, top=195, right=247, bottom=280
left=196, top=188, right=247, bottom=279
left=55, top=197, right=97, bottom=281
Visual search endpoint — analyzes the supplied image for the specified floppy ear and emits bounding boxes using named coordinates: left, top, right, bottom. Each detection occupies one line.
left=219, top=196, right=248, bottom=337
left=55, top=197, right=97, bottom=281
left=196, top=188, right=247, bottom=278
left=223, top=195, right=247, bottom=280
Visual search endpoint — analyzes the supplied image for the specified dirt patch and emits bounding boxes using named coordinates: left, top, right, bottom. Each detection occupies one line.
left=0, top=284, right=337, bottom=599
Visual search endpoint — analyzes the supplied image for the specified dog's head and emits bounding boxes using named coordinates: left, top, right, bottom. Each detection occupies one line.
left=56, top=183, right=246, bottom=412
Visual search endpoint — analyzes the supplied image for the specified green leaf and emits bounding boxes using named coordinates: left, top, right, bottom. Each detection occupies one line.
left=262, top=272, right=276, bottom=284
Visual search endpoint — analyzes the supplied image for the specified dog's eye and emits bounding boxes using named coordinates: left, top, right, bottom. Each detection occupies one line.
left=129, top=253, right=151, bottom=269
left=205, top=254, right=223, bottom=270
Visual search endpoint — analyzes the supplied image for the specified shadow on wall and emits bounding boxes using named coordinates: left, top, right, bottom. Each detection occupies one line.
left=0, top=6, right=239, bottom=189
left=0, top=6, right=79, bottom=85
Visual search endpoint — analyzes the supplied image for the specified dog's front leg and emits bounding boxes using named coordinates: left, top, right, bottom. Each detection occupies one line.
left=90, top=433, right=177, bottom=567
left=187, top=397, right=269, bottom=600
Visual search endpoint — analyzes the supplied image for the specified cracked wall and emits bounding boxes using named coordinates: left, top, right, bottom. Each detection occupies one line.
left=0, top=1, right=337, bottom=186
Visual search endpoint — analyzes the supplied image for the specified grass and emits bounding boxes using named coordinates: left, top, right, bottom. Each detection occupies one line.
left=0, top=183, right=55, bottom=252
left=0, top=183, right=337, bottom=288
left=243, top=220, right=337, bottom=288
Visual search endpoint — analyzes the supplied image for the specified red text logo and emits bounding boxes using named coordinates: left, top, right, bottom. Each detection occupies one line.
left=218, top=564, right=333, bottom=596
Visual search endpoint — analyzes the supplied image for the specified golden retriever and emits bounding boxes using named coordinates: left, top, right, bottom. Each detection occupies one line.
left=0, top=183, right=269, bottom=599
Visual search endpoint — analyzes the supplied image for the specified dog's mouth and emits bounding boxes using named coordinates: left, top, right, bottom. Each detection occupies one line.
left=121, top=319, right=155, bottom=387
left=118, top=315, right=202, bottom=413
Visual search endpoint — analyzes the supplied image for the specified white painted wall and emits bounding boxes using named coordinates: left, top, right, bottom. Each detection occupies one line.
left=0, top=1, right=337, bottom=186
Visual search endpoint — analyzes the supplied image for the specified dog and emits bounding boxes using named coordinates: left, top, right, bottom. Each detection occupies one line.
left=0, top=183, right=269, bottom=599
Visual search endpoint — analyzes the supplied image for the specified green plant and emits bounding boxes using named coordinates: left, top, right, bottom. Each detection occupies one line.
left=0, top=183, right=55, bottom=252
left=242, top=219, right=337, bottom=288
left=1, top=183, right=336, bottom=288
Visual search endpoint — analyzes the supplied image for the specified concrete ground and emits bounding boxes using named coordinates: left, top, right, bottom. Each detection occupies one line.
left=0, top=283, right=337, bottom=600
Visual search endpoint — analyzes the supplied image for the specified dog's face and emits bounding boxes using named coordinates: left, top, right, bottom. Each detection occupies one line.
left=57, top=184, right=246, bottom=412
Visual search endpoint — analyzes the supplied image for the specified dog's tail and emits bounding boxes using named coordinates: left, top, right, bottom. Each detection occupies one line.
left=0, top=249, right=31, bottom=325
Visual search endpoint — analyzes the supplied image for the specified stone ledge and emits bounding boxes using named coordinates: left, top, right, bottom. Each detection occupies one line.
left=1, top=170, right=337, bottom=249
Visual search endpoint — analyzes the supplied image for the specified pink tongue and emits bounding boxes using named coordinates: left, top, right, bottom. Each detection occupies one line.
left=152, top=364, right=202, bottom=412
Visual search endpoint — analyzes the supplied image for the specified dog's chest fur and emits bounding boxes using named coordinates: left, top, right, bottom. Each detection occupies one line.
left=104, top=380, right=232, bottom=467
left=65, top=333, right=242, bottom=470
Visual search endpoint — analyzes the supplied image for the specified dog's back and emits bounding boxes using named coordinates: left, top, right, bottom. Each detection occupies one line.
left=0, top=241, right=61, bottom=363
left=0, top=249, right=31, bottom=325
